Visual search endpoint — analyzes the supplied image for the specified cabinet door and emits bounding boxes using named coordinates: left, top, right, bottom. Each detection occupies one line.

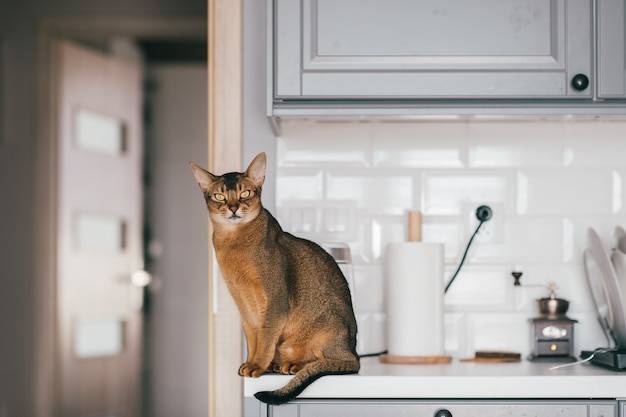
left=597, top=0, right=626, bottom=98
left=273, top=0, right=592, bottom=100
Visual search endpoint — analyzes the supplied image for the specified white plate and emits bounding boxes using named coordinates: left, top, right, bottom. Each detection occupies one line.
left=584, top=227, right=626, bottom=347
left=610, top=226, right=626, bottom=331
left=583, top=249, right=613, bottom=343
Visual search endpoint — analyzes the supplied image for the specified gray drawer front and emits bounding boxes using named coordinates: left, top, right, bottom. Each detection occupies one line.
left=269, top=400, right=618, bottom=417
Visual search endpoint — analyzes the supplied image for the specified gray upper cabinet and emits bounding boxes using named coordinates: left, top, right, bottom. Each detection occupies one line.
left=273, top=0, right=594, bottom=101
left=597, top=0, right=626, bottom=98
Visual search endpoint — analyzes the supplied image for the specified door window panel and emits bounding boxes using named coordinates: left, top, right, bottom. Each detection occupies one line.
left=74, top=317, right=125, bottom=358
left=75, top=213, right=126, bottom=252
left=74, top=108, right=126, bottom=154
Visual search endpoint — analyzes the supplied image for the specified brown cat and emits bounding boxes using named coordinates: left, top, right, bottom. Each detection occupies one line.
left=189, top=152, right=360, bottom=405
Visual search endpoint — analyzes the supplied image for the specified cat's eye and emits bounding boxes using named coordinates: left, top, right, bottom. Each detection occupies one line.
left=240, top=190, right=251, bottom=199
left=213, top=193, right=225, bottom=201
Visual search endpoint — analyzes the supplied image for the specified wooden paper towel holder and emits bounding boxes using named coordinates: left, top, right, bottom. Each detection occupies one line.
left=380, top=210, right=453, bottom=365
left=407, top=210, right=422, bottom=242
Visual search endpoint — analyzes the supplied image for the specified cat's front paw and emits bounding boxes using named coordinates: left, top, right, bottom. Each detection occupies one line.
left=238, top=362, right=267, bottom=378
left=277, top=361, right=305, bottom=375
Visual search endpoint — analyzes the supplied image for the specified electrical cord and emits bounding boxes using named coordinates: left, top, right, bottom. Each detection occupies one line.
left=358, top=350, right=388, bottom=358
left=360, top=207, right=491, bottom=357
left=444, top=220, right=485, bottom=293
left=548, top=348, right=612, bottom=371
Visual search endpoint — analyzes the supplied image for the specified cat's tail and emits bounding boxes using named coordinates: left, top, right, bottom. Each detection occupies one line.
left=253, top=358, right=360, bottom=405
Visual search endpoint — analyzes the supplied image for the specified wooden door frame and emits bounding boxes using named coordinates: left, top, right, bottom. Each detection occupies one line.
left=207, top=1, right=244, bottom=416
left=33, top=16, right=211, bottom=417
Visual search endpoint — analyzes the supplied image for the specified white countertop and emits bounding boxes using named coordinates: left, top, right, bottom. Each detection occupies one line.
left=244, top=357, right=626, bottom=399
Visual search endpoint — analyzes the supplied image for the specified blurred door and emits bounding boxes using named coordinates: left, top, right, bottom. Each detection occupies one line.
left=54, top=39, right=145, bottom=416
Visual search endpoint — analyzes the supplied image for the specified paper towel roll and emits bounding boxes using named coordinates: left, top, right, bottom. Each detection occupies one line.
left=386, top=242, right=444, bottom=357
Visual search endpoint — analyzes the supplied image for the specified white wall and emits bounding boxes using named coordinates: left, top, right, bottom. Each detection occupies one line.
left=144, top=64, right=208, bottom=417
left=273, top=119, right=625, bottom=359
left=243, top=0, right=277, bottom=211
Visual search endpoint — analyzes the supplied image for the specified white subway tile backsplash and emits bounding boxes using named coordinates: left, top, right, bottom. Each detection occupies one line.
left=422, top=171, right=512, bottom=215
left=513, top=285, right=538, bottom=312
left=433, top=217, right=564, bottom=265
left=422, top=217, right=463, bottom=262
left=444, top=266, right=510, bottom=310
left=275, top=169, right=324, bottom=204
left=355, top=313, right=369, bottom=354
left=275, top=119, right=626, bottom=357
left=573, top=314, right=611, bottom=353
left=563, top=217, right=626, bottom=264
left=500, top=217, right=564, bottom=263
left=280, top=204, right=317, bottom=234
left=326, top=171, right=415, bottom=214
left=322, top=205, right=355, bottom=234
left=613, top=169, right=625, bottom=215
left=469, top=313, right=530, bottom=356
left=348, top=218, right=370, bottom=264
left=444, top=313, right=467, bottom=356
left=371, top=216, right=406, bottom=262
left=510, top=263, right=593, bottom=314
left=468, top=122, right=564, bottom=168
left=277, top=118, right=372, bottom=167
left=517, top=169, right=614, bottom=216
left=278, top=200, right=358, bottom=241
left=353, top=265, right=385, bottom=312
left=356, top=313, right=387, bottom=355
left=563, top=121, right=626, bottom=168
left=278, top=120, right=371, bottom=167
left=366, top=214, right=463, bottom=262
left=372, top=122, right=467, bottom=168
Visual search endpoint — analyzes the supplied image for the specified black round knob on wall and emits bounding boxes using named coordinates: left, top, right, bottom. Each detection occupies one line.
left=571, top=74, right=589, bottom=91
left=434, top=409, right=453, bottom=417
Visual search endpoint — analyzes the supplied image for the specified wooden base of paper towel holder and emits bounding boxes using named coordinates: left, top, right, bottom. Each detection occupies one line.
left=379, top=354, right=452, bottom=364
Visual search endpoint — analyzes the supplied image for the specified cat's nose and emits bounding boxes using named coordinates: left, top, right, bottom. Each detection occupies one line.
left=229, top=206, right=238, bottom=214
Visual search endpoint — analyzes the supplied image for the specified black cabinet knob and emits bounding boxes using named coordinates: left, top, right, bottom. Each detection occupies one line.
left=571, top=74, right=589, bottom=91
left=434, top=409, right=453, bottom=417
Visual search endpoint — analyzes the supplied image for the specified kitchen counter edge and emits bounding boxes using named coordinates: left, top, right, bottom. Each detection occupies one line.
left=243, top=357, right=626, bottom=399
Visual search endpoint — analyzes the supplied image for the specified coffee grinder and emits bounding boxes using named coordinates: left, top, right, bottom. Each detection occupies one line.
left=529, top=282, right=577, bottom=362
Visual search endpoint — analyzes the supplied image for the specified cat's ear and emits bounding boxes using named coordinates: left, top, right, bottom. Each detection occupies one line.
left=245, top=152, right=267, bottom=187
left=189, top=162, right=216, bottom=194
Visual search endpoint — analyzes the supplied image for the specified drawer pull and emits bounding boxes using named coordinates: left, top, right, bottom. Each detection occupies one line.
left=571, top=74, right=589, bottom=91
left=434, top=409, right=452, bottom=417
